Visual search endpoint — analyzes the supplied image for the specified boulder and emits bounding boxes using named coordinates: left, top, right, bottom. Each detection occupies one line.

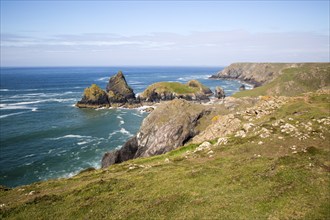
left=187, top=80, right=213, bottom=96
left=239, top=84, right=246, bottom=91
left=101, top=99, right=206, bottom=168
left=215, top=86, right=225, bottom=99
left=106, top=71, right=136, bottom=104
left=76, top=84, right=109, bottom=108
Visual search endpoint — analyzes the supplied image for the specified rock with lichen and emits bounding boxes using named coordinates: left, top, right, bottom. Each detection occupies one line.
left=76, top=84, right=109, bottom=108
left=101, top=99, right=206, bottom=168
left=106, top=71, right=137, bottom=104
left=139, top=80, right=213, bottom=102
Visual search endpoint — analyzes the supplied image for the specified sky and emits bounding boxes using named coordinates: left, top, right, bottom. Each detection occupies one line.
left=0, top=0, right=329, bottom=67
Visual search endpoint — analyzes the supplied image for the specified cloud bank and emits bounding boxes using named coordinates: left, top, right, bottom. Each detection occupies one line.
left=1, top=30, right=329, bottom=66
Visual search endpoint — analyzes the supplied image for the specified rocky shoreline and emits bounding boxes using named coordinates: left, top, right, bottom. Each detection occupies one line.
left=74, top=63, right=330, bottom=169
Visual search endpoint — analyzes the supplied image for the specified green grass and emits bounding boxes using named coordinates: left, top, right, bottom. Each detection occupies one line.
left=1, top=92, right=329, bottom=219
left=142, top=82, right=199, bottom=95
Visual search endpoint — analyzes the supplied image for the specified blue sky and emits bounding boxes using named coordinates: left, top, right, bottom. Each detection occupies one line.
left=1, top=0, right=329, bottom=66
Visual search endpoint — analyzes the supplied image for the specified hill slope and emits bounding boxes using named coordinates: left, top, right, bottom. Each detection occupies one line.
left=233, top=63, right=330, bottom=97
left=1, top=91, right=329, bottom=219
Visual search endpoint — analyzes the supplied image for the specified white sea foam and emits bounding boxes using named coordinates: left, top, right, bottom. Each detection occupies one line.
left=120, top=128, right=132, bottom=136
left=115, top=145, right=122, bottom=150
left=50, top=134, right=93, bottom=140
left=96, top=77, right=108, bottom=82
left=0, top=111, right=29, bottom=119
left=0, top=89, right=9, bottom=92
left=117, top=115, right=125, bottom=125
left=77, top=141, right=88, bottom=145
left=108, top=130, right=120, bottom=139
left=23, top=154, right=35, bottom=158
left=177, top=74, right=209, bottom=81
left=128, top=80, right=143, bottom=85
left=95, top=107, right=106, bottom=110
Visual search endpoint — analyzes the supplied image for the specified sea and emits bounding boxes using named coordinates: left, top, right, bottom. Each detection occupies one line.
left=0, top=66, right=251, bottom=187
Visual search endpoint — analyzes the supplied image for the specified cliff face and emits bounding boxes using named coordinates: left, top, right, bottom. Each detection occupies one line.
left=102, top=99, right=207, bottom=167
left=211, top=63, right=301, bottom=86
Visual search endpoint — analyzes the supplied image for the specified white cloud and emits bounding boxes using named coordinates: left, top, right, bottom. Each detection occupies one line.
left=1, top=31, right=329, bottom=66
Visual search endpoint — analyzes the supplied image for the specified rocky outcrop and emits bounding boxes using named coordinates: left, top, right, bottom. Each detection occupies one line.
left=139, top=80, right=213, bottom=102
left=76, top=84, right=109, bottom=108
left=239, top=85, right=246, bottom=91
left=106, top=71, right=137, bottom=104
left=187, top=80, right=213, bottom=96
left=101, top=99, right=206, bottom=168
left=215, top=86, right=225, bottom=99
left=210, top=63, right=301, bottom=87
left=76, top=71, right=140, bottom=108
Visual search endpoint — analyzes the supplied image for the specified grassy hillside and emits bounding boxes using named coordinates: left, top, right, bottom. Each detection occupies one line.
left=1, top=91, right=329, bottom=219
left=233, top=63, right=330, bottom=98
left=141, top=82, right=198, bottom=96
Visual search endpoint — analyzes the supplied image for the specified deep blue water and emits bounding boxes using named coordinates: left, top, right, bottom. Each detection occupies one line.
left=0, top=66, right=250, bottom=187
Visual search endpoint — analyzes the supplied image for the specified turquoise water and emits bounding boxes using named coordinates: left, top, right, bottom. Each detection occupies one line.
left=0, top=67, right=249, bottom=187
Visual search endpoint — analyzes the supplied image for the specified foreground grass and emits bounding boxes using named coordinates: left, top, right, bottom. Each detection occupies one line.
left=1, top=93, right=329, bottom=219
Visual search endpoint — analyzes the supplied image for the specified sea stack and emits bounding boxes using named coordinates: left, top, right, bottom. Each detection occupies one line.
left=76, top=71, right=139, bottom=108
left=76, top=84, right=110, bottom=108
left=106, top=71, right=136, bottom=104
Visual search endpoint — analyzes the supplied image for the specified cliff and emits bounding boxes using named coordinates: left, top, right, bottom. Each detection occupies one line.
left=101, top=99, right=207, bottom=167
left=233, top=63, right=330, bottom=97
left=3, top=63, right=329, bottom=219
left=210, top=63, right=302, bottom=86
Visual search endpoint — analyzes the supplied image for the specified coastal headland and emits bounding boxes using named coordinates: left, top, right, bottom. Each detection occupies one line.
left=1, top=63, right=329, bottom=219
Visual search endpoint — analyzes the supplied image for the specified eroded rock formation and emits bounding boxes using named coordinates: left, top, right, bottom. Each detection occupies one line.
left=102, top=99, right=206, bottom=168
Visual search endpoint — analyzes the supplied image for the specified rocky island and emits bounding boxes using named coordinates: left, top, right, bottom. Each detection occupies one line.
left=76, top=71, right=215, bottom=108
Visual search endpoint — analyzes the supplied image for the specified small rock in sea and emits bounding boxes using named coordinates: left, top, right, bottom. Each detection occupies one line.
left=239, top=84, right=246, bottom=91
left=215, top=86, right=225, bottom=99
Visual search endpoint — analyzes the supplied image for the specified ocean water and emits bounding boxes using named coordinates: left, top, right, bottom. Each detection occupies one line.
left=0, top=66, right=250, bottom=187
